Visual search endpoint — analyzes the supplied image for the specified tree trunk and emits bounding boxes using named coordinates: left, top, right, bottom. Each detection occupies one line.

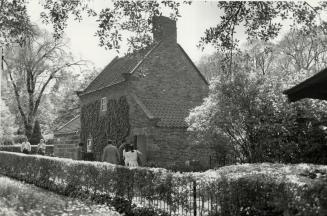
left=24, top=116, right=35, bottom=140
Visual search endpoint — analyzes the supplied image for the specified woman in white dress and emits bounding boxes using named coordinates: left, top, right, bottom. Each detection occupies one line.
left=21, top=137, right=31, bottom=154
left=123, top=144, right=141, bottom=167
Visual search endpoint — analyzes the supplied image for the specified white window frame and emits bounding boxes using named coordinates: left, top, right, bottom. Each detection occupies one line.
left=100, top=97, right=107, bottom=111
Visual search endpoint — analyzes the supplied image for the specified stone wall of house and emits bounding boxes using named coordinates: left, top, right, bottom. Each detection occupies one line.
left=132, top=39, right=208, bottom=106
left=54, top=133, right=80, bottom=159
left=146, top=127, right=212, bottom=168
left=79, top=82, right=129, bottom=106
left=128, top=97, right=212, bottom=168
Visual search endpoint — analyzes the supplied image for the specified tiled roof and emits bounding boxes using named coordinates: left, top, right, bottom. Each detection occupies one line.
left=82, top=44, right=159, bottom=95
left=141, top=99, right=192, bottom=128
left=55, top=115, right=80, bottom=134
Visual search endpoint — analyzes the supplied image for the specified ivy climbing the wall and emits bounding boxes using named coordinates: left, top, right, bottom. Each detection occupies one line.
left=81, top=96, right=130, bottom=160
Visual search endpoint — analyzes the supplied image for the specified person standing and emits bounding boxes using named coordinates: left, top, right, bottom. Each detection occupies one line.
left=118, top=139, right=128, bottom=165
left=123, top=144, right=142, bottom=167
left=21, top=137, right=31, bottom=154
left=77, top=142, right=85, bottom=160
left=101, top=139, right=120, bottom=165
left=37, top=139, right=46, bottom=155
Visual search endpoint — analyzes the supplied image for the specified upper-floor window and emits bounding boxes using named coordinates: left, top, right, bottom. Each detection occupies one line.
left=100, top=97, right=107, bottom=111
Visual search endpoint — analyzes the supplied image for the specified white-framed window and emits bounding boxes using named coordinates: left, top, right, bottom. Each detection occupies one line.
left=100, top=97, right=107, bottom=111
left=87, top=136, right=93, bottom=153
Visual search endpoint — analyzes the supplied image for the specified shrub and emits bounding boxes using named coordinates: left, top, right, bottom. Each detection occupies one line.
left=0, top=145, right=54, bottom=155
left=0, top=137, right=14, bottom=145
left=46, top=138, right=55, bottom=145
left=168, top=160, right=207, bottom=172
left=131, top=207, right=170, bottom=216
left=0, top=152, right=326, bottom=215
left=12, top=135, right=27, bottom=144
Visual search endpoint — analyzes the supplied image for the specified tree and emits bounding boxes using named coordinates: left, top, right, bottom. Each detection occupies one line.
left=40, top=0, right=188, bottom=52
left=199, top=2, right=327, bottom=52
left=197, top=53, right=226, bottom=81
left=188, top=30, right=327, bottom=164
left=29, top=119, right=42, bottom=145
left=0, top=0, right=34, bottom=46
left=52, top=66, right=99, bottom=128
left=4, top=29, right=82, bottom=139
left=3, top=1, right=327, bottom=54
left=0, top=99, right=17, bottom=138
left=38, top=1, right=327, bottom=54
left=277, top=29, right=327, bottom=73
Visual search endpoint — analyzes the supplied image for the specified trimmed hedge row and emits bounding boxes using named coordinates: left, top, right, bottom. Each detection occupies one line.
left=0, top=151, right=326, bottom=216
left=0, top=145, right=54, bottom=155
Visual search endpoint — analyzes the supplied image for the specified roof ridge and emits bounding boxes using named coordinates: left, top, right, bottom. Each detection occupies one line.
left=177, top=44, right=209, bottom=85
left=129, top=41, right=162, bottom=74
left=55, top=114, right=80, bottom=132
left=80, top=42, right=161, bottom=96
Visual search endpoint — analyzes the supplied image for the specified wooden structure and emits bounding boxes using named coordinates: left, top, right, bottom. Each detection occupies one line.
left=284, top=67, right=327, bottom=102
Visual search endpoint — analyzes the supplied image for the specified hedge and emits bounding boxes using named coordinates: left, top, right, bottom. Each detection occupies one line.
left=0, top=144, right=54, bottom=155
left=0, top=151, right=326, bottom=216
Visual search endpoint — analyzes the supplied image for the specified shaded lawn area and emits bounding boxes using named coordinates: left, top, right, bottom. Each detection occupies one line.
left=0, top=175, right=121, bottom=216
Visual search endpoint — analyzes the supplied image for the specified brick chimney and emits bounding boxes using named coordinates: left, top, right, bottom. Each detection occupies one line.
left=152, top=16, right=177, bottom=43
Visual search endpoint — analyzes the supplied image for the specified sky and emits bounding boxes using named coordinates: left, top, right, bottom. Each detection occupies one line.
left=27, top=1, right=220, bottom=70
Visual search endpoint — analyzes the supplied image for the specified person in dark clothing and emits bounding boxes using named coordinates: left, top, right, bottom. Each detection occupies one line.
left=102, top=139, right=120, bottom=165
left=118, top=139, right=128, bottom=165
left=77, top=142, right=85, bottom=160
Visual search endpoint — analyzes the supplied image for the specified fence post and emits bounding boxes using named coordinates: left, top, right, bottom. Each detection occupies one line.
left=193, top=180, right=197, bottom=216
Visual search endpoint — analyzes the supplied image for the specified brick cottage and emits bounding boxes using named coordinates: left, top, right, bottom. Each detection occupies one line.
left=55, top=16, right=212, bottom=168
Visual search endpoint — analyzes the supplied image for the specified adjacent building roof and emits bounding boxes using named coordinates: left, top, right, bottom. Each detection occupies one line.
left=283, top=67, right=327, bottom=102
left=55, top=115, right=80, bottom=134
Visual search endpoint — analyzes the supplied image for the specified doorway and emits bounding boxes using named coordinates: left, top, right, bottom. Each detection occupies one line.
left=134, top=135, right=147, bottom=164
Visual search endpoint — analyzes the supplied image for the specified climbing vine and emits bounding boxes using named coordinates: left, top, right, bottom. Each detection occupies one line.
left=81, top=96, right=130, bottom=160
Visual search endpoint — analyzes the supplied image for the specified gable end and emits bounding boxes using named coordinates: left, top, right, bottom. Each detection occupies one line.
left=177, top=44, right=209, bottom=85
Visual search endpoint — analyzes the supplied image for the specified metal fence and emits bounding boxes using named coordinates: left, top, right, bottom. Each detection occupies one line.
left=124, top=180, right=220, bottom=216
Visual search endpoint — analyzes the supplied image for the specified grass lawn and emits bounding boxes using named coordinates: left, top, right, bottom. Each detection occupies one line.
left=0, top=175, right=121, bottom=216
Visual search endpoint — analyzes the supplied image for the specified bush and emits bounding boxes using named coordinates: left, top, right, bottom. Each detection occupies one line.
left=12, top=135, right=27, bottom=144
left=168, top=160, right=207, bottom=172
left=0, top=145, right=54, bottom=155
left=46, top=138, right=55, bottom=145
left=130, top=207, right=170, bottom=216
left=0, top=152, right=326, bottom=215
left=0, top=137, right=13, bottom=145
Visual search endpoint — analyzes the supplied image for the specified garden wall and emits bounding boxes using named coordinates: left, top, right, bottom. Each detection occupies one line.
left=0, top=145, right=54, bottom=155
left=0, top=151, right=326, bottom=216
left=54, top=133, right=79, bottom=159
